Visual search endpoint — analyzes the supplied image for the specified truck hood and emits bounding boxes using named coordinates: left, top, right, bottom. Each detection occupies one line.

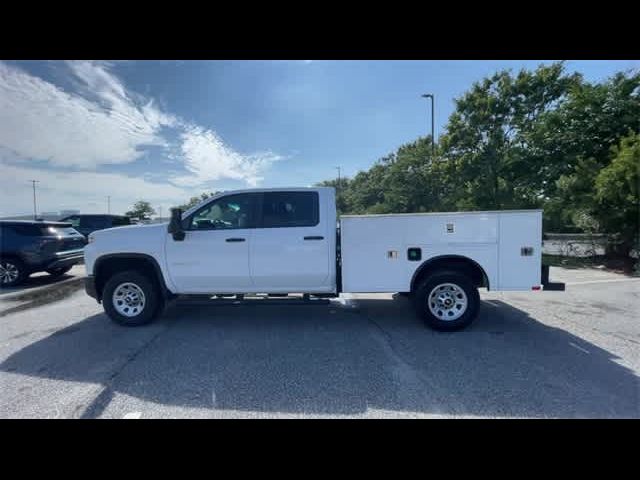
left=90, top=222, right=168, bottom=240
left=83, top=222, right=170, bottom=279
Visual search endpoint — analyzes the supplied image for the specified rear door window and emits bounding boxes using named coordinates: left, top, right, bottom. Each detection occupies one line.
left=64, top=216, right=81, bottom=228
left=80, top=216, right=110, bottom=229
left=112, top=216, right=131, bottom=226
left=261, top=192, right=319, bottom=228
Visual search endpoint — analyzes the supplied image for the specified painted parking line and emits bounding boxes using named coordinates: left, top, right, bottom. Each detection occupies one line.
left=123, top=411, right=142, bottom=419
left=569, top=342, right=590, bottom=354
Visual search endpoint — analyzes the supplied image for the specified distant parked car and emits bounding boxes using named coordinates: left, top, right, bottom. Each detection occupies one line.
left=0, top=220, right=87, bottom=287
left=59, top=214, right=131, bottom=237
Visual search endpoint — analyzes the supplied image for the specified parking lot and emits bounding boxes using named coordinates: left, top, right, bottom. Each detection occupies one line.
left=0, top=266, right=638, bottom=418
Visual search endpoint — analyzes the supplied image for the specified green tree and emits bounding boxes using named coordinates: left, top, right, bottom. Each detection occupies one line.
left=322, top=137, right=447, bottom=215
left=440, top=62, right=581, bottom=210
left=313, top=63, right=639, bottom=268
left=594, top=133, right=640, bottom=257
left=125, top=200, right=156, bottom=219
left=536, top=70, right=640, bottom=231
left=316, top=177, right=352, bottom=215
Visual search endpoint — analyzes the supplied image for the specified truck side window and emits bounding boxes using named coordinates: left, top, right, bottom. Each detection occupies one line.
left=187, top=194, right=255, bottom=230
left=261, top=192, right=319, bottom=228
left=81, top=216, right=110, bottom=229
left=112, top=216, right=130, bottom=227
left=64, top=216, right=81, bottom=228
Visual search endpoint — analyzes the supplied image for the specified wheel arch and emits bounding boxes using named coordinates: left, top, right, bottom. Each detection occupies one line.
left=410, top=255, right=490, bottom=293
left=93, top=253, right=171, bottom=302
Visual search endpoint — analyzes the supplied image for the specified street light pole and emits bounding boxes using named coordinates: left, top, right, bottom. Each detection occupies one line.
left=421, top=93, right=435, bottom=156
left=107, top=196, right=111, bottom=214
left=30, top=180, right=39, bottom=220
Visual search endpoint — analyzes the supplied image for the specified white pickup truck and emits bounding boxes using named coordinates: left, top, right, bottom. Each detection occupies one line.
left=84, top=187, right=564, bottom=330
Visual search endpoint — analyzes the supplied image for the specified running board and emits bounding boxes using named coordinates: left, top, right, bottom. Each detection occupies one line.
left=173, top=294, right=331, bottom=306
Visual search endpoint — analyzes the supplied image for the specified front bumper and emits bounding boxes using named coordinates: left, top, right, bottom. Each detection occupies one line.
left=85, top=275, right=99, bottom=301
left=44, top=252, right=84, bottom=271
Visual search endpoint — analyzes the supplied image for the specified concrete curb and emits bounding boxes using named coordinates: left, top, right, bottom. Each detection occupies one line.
left=0, top=276, right=86, bottom=317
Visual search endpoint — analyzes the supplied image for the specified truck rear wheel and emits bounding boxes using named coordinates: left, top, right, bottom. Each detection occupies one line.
left=103, top=270, right=162, bottom=326
left=413, top=270, right=480, bottom=331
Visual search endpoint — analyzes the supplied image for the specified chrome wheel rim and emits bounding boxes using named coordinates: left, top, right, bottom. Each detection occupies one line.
left=112, top=282, right=146, bottom=317
left=427, top=283, right=468, bottom=321
left=0, top=261, right=19, bottom=285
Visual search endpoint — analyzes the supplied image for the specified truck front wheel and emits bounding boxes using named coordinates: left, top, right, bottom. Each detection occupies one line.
left=413, top=270, right=480, bottom=331
left=103, top=270, right=162, bottom=326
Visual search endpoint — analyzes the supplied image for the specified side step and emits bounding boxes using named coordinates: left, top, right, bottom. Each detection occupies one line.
left=174, top=294, right=331, bottom=306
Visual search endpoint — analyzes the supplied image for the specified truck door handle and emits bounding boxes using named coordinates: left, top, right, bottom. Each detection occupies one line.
left=304, top=236, right=324, bottom=240
left=225, top=237, right=246, bottom=242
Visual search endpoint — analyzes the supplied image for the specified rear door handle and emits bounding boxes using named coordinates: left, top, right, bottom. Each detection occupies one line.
left=225, top=237, right=246, bottom=242
left=304, top=236, right=324, bottom=240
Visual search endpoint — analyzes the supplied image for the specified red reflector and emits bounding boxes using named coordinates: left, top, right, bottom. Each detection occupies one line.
left=532, top=286, right=541, bottom=291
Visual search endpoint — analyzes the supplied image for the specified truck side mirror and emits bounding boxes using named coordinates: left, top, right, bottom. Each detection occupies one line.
left=168, top=208, right=186, bottom=241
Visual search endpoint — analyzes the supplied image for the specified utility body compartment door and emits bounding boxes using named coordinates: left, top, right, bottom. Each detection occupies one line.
left=497, top=211, right=542, bottom=290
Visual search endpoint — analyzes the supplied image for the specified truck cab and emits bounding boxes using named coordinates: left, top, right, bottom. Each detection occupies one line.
left=165, top=188, right=337, bottom=294
left=84, top=188, right=338, bottom=324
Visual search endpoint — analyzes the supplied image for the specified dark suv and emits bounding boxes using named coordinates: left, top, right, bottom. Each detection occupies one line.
left=59, top=214, right=131, bottom=237
left=0, top=221, right=87, bottom=287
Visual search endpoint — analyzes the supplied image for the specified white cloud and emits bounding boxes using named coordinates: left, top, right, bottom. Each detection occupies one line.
left=0, top=61, right=282, bottom=188
left=171, top=125, right=282, bottom=187
left=0, top=162, right=190, bottom=217
left=0, top=61, right=175, bottom=168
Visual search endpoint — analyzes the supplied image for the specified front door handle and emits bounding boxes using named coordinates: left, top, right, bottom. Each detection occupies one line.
left=226, top=237, right=246, bottom=242
left=304, top=236, right=324, bottom=240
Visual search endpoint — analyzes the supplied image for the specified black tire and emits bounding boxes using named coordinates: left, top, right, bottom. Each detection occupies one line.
left=0, top=257, right=27, bottom=287
left=102, top=270, right=162, bottom=326
left=412, top=270, right=480, bottom=331
left=46, top=265, right=73, bottom=277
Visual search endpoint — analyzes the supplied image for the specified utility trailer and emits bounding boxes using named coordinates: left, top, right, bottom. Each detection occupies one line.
left=84, top=187, right=564, bottom=330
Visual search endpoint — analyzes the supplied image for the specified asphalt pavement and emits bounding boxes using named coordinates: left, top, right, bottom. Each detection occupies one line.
left=0, top=266, right=638, bottom=418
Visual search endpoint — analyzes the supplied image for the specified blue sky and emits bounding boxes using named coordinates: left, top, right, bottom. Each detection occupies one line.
left=1, top=60, right=637, bottom=216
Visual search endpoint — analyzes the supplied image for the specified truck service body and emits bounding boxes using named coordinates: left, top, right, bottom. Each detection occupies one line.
left=83, top=187, right=563, bottom=330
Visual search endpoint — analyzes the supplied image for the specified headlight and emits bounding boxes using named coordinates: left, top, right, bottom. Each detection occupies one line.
left=88, top=233, right=95, bottom=244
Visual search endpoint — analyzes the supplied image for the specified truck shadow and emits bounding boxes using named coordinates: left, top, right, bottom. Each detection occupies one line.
left=1, top=296, right=637, bottom=418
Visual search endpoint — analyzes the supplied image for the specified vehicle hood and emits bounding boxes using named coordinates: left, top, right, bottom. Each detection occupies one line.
left=91, top=222, right=167, bottom=239
left=83, top=223, right=171, bottom=279
left=89, top=223, right=168, bottom=256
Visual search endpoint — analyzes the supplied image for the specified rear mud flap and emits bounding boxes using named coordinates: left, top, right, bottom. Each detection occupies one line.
left=541, top=265, right=566, bottom=291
